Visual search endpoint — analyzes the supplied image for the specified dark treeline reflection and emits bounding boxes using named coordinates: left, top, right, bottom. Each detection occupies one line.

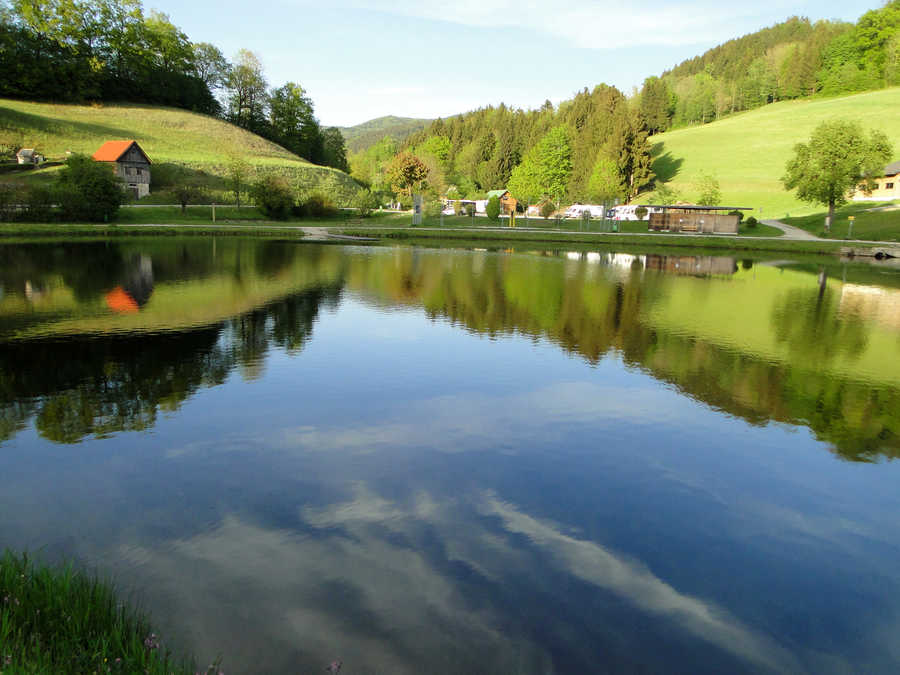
left=2, top=241, right=900, bottom=460
left=344, top=249, right=900, bottom=462
left=0, top=285, right=341, bottom=444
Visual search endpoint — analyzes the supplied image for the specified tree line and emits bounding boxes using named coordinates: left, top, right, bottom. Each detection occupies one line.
left=351, top=87, right=654, bottom=207
left=639, top=3, right=900, bottom=133
left=0, top=0, right=348, bottom=171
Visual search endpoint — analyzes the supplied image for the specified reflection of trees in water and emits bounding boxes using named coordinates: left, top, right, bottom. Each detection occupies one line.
left=771, top=270, right=869, bottom=363
left=0, top=285, right=342, bottom=445
left=348, top=251, right=900, bottom=460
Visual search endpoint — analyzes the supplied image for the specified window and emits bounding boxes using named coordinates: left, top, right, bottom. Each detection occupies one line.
left=886, top=182, right=895, bottom=190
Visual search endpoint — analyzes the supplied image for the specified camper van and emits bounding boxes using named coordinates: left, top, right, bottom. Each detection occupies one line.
left=565, top=204, right=606, bottom=219
left=610, top=205, right=661, bottom=221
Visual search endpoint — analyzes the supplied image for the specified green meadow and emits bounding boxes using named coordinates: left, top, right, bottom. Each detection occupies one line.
left=648, top=88, right=900, bottom=219
left=0, top=99, right=359, bottom=201
left=782, top=201, right=900, bottom=241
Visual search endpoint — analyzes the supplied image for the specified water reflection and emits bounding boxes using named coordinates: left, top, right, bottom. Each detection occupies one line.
left=2, top=242, right=900, bottom=460
left=4, top=240, right=900, bottom=673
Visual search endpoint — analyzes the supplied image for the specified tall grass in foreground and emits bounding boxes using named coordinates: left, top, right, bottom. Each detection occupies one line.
left=0, top=550, right=218, bottom=675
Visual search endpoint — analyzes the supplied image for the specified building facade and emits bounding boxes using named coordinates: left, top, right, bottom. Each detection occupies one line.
left=853, top=160, right=900, bottom=202
left=92, top=140, right=152, bottom=199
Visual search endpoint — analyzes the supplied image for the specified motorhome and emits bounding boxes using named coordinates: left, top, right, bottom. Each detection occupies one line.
left=610, top=205, right=662, bottom=221
left=565, top=204, right=606, bottom=219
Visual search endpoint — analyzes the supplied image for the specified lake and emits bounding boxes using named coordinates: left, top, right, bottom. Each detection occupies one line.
left=2, top=238, right=900, bottom=674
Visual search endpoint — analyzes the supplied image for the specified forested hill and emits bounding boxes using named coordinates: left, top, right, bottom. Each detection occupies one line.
left=640, top=1, right=899, bottom=131
left=348, top=1, right=899, bottom=207
left=339, top=116, right=431, bottom=154
left=0, top=0, right=350, bottom=172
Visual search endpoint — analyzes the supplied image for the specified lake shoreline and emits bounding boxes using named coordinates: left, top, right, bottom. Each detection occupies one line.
left=0, top=222, right=869, bottom=256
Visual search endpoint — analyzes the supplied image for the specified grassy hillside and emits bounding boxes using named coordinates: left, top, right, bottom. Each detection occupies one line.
left=648, top=88, right=900, bottom=218
left=339, top=115, right=431, bottom=153
left=0, top=99, right=360, bottom=201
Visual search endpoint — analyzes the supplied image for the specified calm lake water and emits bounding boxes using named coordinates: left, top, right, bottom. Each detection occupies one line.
left=3, top=238, right=900, bottom=674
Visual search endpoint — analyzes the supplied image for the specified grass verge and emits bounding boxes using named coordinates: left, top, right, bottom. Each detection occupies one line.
left=0, top=550, right=216, bottom=675
left=332, top=227, right=849, bottom=255
left=781, top=201, right=900, bottom=241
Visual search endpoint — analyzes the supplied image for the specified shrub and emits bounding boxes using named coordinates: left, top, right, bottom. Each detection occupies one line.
left=22, top=184, right=56, bottom=222
left=300, top=191, right=337, bottom=218
left=745, top=216, right=758, bottom=227
left=57, top=154, right=122, bottom=222
left=634, top=206, right=648, bottom=220
left=171, top=181, right=205, bottom=213
left=540, top=201, right=555, bottom=219
left=250, top=175, right=294, bottom=219
left=486, top=195, right=501, bottom=220
left=453, top=200, right=463, bottom=215
left=728, top=209, right=744, bottom=222
left=464, top=202, right=475, bottom=217
left=353, top=188, right=379, bottom=218
left=425, top=200, right=442, bottom=218
left=0, top=183, right=21, bottom=221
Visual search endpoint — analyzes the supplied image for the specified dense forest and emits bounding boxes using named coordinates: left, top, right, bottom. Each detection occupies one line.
left=352, top=88, right=655, bottom=207
left=0, top=0, right=348, bottom=171
left=644, top=2, right=900, bottom=131
left=351, top=1, right=900, bottom=205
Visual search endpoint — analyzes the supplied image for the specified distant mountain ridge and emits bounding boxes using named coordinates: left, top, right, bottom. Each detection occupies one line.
left=339, top=116, right=432, bottom=153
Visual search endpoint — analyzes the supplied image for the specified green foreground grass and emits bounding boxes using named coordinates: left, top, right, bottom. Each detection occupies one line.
left=646, top=87, right=900, bottom=218
left=0, top=550, right=215, bottom=675
left=781, top=200, right=900, bottom=241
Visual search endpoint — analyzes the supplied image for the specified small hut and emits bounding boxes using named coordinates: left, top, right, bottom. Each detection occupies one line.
left=92, top=140, right=152, bottom=199
left=486, top=189, right=518, bottom=215
left=647, top=205, right=751, bottom=234
left=16, top=148, right=42, bottom=165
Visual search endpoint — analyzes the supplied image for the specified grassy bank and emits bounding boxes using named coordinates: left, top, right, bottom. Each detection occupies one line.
left=781, top=200, right=900, bottom=241
left=0, top=221, right=855, bottom=255
left=333, top=227, right=848, bottom=255
left=0, top=550, right=215, bottom=674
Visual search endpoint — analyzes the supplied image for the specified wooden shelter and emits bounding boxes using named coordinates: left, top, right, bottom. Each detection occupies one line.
left=647, top=205, right=751, bottom=234
left=92, top=140, right=152, bottom=199
left=486, top=189, right=518, bottom=215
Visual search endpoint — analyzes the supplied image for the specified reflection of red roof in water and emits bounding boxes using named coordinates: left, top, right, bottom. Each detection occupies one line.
left=105, top=286, right=139, bottom=313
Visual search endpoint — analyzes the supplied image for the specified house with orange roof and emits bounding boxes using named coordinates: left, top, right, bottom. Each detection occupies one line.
left=92, top=140, right=152, bottom=199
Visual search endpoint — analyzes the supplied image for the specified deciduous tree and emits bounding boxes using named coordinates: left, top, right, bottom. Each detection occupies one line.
left=782, top=119, right=892, bottom=230
left=387, top=152, right=429, bottom=200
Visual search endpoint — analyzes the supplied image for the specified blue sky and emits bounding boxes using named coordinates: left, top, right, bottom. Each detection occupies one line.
left=150, top=0, right=875, bottom=127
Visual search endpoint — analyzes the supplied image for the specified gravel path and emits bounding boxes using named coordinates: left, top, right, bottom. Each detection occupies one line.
left=761, top=219, right=819, bottom=240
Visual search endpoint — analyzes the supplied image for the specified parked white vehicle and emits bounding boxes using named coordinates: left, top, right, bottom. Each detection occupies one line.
left=610, top=205, right=661, bottom=221
left=565, top=204, right=606, bottom=218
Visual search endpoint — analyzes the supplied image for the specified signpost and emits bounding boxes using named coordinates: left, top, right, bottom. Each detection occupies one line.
left=412, top=194, right=423, bottom=226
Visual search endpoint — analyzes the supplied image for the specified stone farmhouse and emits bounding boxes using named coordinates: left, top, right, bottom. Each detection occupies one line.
left=92, top=140, right=152, bottom=199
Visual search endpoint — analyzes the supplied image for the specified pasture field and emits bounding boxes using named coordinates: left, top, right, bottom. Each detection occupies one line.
left=0, top=99, right=360, bottom=202
left=648, top=88, right=900, bottom=219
